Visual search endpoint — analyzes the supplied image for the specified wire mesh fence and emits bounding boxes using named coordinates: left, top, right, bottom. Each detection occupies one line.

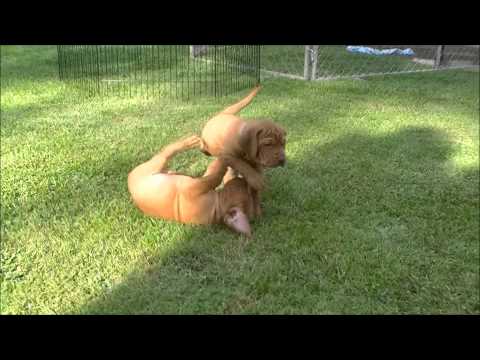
left=58, top=45, right=478, bottom=98
left=260, top=45, right=306, bottom=79
left=260, top=45, right=479, bottom=81
left=57, top=45, right=260, bottom=100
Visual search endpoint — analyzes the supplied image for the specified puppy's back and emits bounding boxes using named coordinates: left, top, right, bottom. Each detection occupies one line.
left=201, top=114, right=244, bottom=156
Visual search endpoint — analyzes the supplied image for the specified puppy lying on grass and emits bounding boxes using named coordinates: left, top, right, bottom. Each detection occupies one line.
left=128, top=136, right=259, bottom=237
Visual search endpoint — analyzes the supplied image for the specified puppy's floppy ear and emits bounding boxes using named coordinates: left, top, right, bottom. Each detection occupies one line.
left=273, top=126, right=286, bottom=141
left=239, top=125, right=262, bottom=162
left=223, top=207, right=252, bottom=238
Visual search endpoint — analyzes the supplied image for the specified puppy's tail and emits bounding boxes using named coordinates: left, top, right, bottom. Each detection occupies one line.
left=219, top=85, right=261, bottom=115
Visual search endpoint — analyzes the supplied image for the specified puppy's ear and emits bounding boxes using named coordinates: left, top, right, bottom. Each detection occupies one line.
left=273, top=126, right=286, bottom=141
left=223, top=207, right=252, bottom=238
left=239, top=125, right=262, bottom=161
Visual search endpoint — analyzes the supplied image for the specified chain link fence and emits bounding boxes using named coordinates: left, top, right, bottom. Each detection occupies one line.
left=260, top=45, right=479, bottom=81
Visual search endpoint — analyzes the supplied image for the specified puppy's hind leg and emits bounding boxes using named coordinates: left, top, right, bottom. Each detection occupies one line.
left=129, top=135, right=201, bottom=181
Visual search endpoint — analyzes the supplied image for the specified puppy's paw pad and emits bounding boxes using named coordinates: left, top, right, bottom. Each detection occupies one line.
left=182, top=135, right=202, bottom=148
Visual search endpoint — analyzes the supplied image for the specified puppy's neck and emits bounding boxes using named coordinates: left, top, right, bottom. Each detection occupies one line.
left=237, top=122, right=257, bottom=164
left=211, top=192, right=223, bottom=224
left=214, top=178, right=253, bottom=224
left=237, top=123, right=248, bottom=151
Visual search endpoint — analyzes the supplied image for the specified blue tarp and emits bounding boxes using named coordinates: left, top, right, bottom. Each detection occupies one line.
left=346, top=46, right=415, bottom=57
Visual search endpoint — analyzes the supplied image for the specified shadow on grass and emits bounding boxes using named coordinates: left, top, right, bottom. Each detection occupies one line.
left=78, top=126, right=479, bottom=314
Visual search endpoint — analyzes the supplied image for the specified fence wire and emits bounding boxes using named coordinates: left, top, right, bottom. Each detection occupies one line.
left=260, top=45, right=479, bottom=81
left=57, top=45, right=260, bottom=100
left=260, top=45, right=306, bottom=79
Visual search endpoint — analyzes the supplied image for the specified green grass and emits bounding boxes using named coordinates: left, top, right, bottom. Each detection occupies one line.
left=1, top=45, right=479, bottom=314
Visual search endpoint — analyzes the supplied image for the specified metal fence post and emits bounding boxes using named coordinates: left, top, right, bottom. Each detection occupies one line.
left=304, top=45, right=313, bottom=80
left=214, top=46, right=217, bottom=97
left=95, top=45, right=101, bottom=96
left=257, top=45, right=261, bottom=84
left=57, top=45, right=63, bottom=80
left=311, top=46, right=319, bottom=80
left=435, top=45, right=445, bottom=68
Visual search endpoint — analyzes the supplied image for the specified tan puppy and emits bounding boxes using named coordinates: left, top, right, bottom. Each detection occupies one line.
left=127, top=136, right=259, bottom=237
left=200, top=85, right=287, bottom=193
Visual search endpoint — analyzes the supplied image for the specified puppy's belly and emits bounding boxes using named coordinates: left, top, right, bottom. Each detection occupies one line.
left=201, top=115, right=243, bottom=155
left=176, top=195, right=216, bottom=225
left=130, top=174, right=180, bottom=220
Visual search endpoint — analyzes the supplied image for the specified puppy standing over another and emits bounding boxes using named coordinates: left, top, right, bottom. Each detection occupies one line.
left=200, top=85, right=287, bottom=217
left=200, top=85, right=287, bottom=194
left=127, top=136, right=259, bottom=237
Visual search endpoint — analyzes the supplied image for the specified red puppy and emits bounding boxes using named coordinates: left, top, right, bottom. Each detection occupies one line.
left=200, top=85, right=287, bottom=193
left=127, top=136, right=259, bottom=237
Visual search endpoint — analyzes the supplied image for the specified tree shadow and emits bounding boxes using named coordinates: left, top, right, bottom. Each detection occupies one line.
left=78, top=126, right=479, bottom=314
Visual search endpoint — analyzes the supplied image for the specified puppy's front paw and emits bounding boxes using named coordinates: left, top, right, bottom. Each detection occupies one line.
left=181, top=135, right=202, bottom=149
left=246, top=173, right=265, bottom=192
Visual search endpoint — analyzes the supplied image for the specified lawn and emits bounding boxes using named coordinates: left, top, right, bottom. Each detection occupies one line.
left=1, top=45, right=479, bottom=314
